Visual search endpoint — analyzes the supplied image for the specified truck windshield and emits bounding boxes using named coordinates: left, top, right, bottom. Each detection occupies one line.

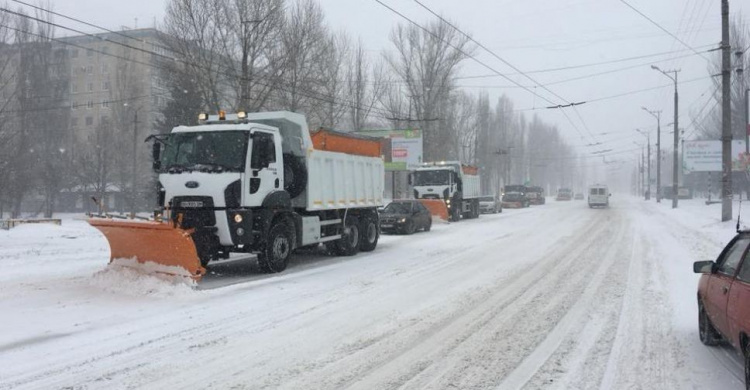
left=160, top=131, right=249, bottom=173
left=413, top=170, right=450, bottom=186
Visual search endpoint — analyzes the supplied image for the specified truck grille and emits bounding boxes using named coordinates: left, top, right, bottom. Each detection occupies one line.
left=171, top=196, right=216, bottom=229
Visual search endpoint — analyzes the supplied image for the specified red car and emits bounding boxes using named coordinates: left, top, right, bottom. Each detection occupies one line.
left=694, top=232, right=750, bottom=389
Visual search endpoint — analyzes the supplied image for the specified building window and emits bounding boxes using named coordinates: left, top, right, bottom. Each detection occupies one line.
left=85, top=116, right=94, bottom=126
left=71, top=84, right=77, bottom=94
left=102, top=81, right=110, bottom=91
left=101, top=63, right=109, bottom=73
left=86, top=100, right=94, bottom=109
left=86, top=48, right=93, bottom=57
left=71, top=101, right=78, bottom=110
left=101, top=116, right=109, bottom=125
left=71, top=49, right=78, bottom=58
left=86, top=65, right=93, bottom=74
left=71, top=117, right=79, bottom=127
left=101, top=100, right=110, bottom=109
left=87, top=82, right=94, bottom=92
left=101, top=46, right=109, bottom=55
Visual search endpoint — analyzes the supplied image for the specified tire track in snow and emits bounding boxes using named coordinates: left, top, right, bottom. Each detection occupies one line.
left=495, top=213, right=628, bottom=390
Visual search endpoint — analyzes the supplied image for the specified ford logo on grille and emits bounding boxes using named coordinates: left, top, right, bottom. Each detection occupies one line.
left=185, top=181, right=199, bottom=189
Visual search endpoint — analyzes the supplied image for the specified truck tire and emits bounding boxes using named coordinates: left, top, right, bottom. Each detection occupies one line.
left=257, top=222, right=293, bottom=273
left=359, top=214, right=379, bottom=252
left=283, top=154, right=307, bottom=199
left=332, top=215, right=360, bottom=256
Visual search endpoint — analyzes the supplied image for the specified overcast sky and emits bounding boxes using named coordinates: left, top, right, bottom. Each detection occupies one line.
left=47, top=0, right=748, bottom=168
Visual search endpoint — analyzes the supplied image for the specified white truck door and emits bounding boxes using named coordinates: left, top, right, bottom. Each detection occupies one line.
left=246, top=130, right=282, bottom=206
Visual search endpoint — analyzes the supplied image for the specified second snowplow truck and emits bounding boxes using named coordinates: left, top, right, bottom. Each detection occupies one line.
left=411, top=161, right=481, bottom=222
left=88, top=111, right=384, bottom=280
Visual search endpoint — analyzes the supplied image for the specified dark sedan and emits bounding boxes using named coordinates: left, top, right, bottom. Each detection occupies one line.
left=380, top=200, right=432, bottom=234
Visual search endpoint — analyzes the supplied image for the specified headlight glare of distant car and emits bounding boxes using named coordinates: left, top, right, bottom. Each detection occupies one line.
left=399, top=218, right=406, bottom=223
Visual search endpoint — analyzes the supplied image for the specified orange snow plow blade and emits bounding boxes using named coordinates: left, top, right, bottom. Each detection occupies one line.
left=418, top=199, right=449, bottom=221
left=87, top=218, right=206, bottom=281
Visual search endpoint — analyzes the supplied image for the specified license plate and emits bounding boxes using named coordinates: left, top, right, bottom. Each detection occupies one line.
left=381, top=224, right=393, bottom=228
left=180, top=201, right=204, bottom=208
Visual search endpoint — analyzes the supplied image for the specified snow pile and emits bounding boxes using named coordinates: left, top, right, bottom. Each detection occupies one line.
left=90, top=260, right=198, bottom=298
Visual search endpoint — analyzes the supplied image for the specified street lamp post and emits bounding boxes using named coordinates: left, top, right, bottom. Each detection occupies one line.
left=636, top=128, right=651, bottom=200
left=642, top=107, right=662, bottom=202
left=652, top=66, right=680, bottom=208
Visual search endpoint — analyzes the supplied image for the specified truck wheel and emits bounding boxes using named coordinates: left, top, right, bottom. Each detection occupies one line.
left=257, top=222, right=292, bottom=273
left=424, top=218, right=432, bottom=231
left=332, top=215, right=360, bottom=256
left=699, top=301, right=720, bottom=346
left=283, top=154, right=307, bottom=199
left=359, top=214, right=379, bottom=252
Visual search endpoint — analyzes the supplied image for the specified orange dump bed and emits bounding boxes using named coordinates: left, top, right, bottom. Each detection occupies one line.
left=461, top=164, right=478, bottom=175
left=311, top=128, right=382, bottom=158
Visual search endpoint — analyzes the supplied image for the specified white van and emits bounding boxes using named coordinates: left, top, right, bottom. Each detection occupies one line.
left=588, top=185, right=610, bottom=208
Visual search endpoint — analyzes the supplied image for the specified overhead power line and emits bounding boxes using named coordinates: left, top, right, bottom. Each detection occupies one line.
left=457, top=44, right=715, bottom=80
left=409, top=0, right=598, bottom=142
left=619, top=0, right=710, bottom=62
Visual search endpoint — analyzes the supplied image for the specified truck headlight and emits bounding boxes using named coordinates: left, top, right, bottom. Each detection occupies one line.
left=399, top=218, right=406, bottom=223
left=446, top=199, right=451, bottom=204
left=234, top=213, right=243, bottom=223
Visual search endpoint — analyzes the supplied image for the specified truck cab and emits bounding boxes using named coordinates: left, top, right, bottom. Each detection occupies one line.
left=412, top=161, right=480, bottom=221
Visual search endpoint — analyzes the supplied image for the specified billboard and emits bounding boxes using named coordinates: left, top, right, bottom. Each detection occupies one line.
left=683, top=140, right=749, bottom=173
left=354, top=129, right=423, bottom=171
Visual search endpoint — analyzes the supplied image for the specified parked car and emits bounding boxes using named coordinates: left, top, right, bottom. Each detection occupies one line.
left=574, top=192, right=584, bottom=200
left=694, top=232, right=750, bottom=389
left=527, top=186, right=546, bottom=205
left=588, top=184, right=610, bottom=208
left=556, top=188, right=573, bottom=201
left=379, top=200, right=432, bottom=234
left=479, top=195, right=502, bottom=214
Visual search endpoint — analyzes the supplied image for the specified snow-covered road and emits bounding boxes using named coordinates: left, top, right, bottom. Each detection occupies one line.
left=0, top=198, right=745, bottom=389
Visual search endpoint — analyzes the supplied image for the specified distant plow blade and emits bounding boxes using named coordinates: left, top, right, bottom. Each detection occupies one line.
left=418, top=199, right=449, bottom=222
left=88, top=218, right=206, bottom=281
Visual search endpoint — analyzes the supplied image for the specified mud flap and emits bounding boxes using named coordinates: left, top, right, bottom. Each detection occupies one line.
left=418, top=199, right=449, bottom=222
left=88, top=219, right=206, bottom=281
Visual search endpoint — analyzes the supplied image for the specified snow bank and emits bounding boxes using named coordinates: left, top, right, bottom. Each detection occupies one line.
left=90, top=260, right=198, bottom=298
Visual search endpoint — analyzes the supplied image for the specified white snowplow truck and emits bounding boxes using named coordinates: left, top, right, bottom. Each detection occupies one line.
left=410, top=161, right=481, bottom=222
left=88, top=111, right=384, bottom=280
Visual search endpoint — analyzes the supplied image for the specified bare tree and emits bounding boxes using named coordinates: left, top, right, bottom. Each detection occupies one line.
left=163, top=0, right=229, bottom=111
left=216, top=0, right=285, bottom=112
left=345, top=39, right=387, bottom=131
left=385, top=19, right=474, bottom=161
left=275, top=0, right=328, bottom=116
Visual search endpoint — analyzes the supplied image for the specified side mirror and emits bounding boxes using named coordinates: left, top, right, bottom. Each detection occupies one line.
left=152, top=142, right=161, bottom=171
left=408, top=173, right=413, bottom=185
left=693, top=260, right=715, bottom=274
left=609, top=193, right=612, bottom=197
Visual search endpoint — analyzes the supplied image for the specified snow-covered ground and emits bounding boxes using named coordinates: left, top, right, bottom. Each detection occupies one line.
left=0, top=197, right=746, bottom=389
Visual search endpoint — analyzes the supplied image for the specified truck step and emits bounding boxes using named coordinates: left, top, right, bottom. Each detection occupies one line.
left=318, top=235, right=342, bottom=242
left=319, top=219, right=342, bottom=226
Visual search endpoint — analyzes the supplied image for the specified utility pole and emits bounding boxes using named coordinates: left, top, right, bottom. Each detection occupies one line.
left=652, top=66, right=681, bottom=208
left=642, top=108, right=662, bottom=202
left=637, top=128, right=651, bottom=200
left=124, top=103, right=141, bottom=219
left=721, top=0, right=732, bottom=221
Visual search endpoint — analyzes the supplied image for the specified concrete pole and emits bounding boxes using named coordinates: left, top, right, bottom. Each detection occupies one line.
left=672, top=73, right=679, bottom=208
left=721, top=0, right=732, bottom=221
